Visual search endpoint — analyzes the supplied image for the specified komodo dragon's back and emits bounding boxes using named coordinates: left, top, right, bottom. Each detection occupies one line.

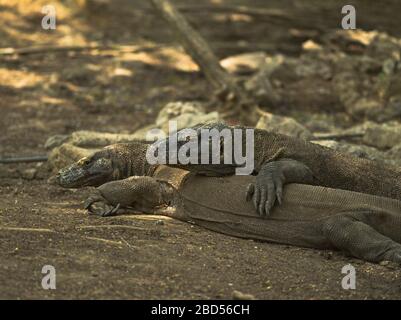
left=175, top=174, right=401, bottom=248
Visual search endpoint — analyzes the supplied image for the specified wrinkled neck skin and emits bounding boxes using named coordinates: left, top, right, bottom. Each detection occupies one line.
left=110, top=144, right=157, bottom=180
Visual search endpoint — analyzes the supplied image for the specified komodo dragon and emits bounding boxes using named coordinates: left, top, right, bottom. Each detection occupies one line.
left=53, top=123, right=401, bottom=216
left=84, top=166, right=401, bottom=264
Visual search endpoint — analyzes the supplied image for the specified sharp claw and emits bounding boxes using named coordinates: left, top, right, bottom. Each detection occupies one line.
left=102, top=210, right=113, bottom=217
left=265, top=201, right=270, bottom=217
left=101, top=203, right=120, bottom=217
left=111, top=203, right=121, bottom=215
left=101, top=210, right=110, bottom=217
left=276, top=180, right=283, bottom=205
left=101, top=207, right=113, bottom=217
left=246, top=184, right=254, bottom=202
left=84, top=198, right=96, bottom=210
left=277, top=192, right=282, bottom=205
left=266, top=182, right=275, bottom=210
left=253, top=188, right=261, bottom=212
left=258, top=203, right=265, bottom=216
left=88, top=210, right=97, bottom=216
left=259, top=188, right=267, bottom=216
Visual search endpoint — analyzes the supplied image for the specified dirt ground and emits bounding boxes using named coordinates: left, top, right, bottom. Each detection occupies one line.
left=1, top=0, right=401, bottom=299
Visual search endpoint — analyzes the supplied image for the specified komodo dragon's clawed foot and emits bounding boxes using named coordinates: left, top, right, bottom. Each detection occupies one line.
left=84, top=194, right=121, bottom=217
left=247, top=159, right=313, bottom=217
left=246, top=174, right=283, bottom=217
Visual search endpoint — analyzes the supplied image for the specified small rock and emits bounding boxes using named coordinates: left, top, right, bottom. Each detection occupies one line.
left=44, top=134, right=69, bottom=150
left=232, top=290, right=256, bottom=300
left=294, top=56, right=332, bottom=80
left=132, top=101, right=220, bottom=139
left=351, top=98, right=383, bottom=119
left=313, top=139, right=388, bottom=163
left=155, top=101, right=206, bottom=125
left=363, top=122, right=401, bottom=149
left=387, top=143, right=401, bottom=159
left=302, top=40, right=323, bottom=51
left=256, top=113, right=313, bottom=140
left=220, top=51, right=267, bottom=75
left=21, top=168, right=37, bottom=180
left=379, top=260, right=400, bottom=270
left=48, top=143, right=94, bottom=170
left=159, top=112, right=219, bottom=134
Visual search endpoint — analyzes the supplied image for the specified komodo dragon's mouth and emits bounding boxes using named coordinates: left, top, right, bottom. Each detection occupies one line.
left=50, top=172, right=101, bottom=188
left=50, top=168, right=102, bottom=188
left=50, top=161, right=114, bottom=188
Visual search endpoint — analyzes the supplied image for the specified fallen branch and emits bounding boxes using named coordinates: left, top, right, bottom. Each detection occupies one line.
left=119, top=236, right=140, bottom=251
left=150, top=0, right=243, bottom=94
left=150, top=0, right=265, bottom=124
left=83, top=236, right=124, bottom=247
left=0, top=44, right=103, bottom=56
left=0, top=44, right=162, bottom=56
left=0, top=155, right=48, bottom=164
left=0, top=226, right=55, bottom=233
left=312, top=132, right=365, bottom=141
left=77, top=225, right=148, bottom=232
left=0, top=42, right=300, bottom=58
left=135, top=4, right=288, bottom=19
left=178, top=4, right=287, bottom=18
left=213, top=41, right=300, bottom=55
left=177, top=5, right=324, bottom=31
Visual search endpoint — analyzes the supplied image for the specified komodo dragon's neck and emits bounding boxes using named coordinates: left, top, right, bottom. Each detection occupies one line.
left=113, top=143, right=158, bottom=179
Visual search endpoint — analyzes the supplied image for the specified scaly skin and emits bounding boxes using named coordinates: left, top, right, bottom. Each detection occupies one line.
left=84, top=168, right=401, bottom=264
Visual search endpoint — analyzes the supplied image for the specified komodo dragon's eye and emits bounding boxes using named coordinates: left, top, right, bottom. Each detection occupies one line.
left=78, top=157, right=92, bottom=166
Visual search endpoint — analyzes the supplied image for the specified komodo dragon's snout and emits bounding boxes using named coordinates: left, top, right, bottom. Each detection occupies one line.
left=51, top=151, right=116, bottom=188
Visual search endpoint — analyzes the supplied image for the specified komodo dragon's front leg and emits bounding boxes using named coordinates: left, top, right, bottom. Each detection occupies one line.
left=323, top=210, right=401, bottom=263
left=246, top=158, right=314, bottom=216
left=84, top=176, right=171, bottom=217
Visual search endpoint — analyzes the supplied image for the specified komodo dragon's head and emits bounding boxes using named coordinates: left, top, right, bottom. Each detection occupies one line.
left=51, top=142, right=151, bottom=188
left=154, top=123, right=239, bottom=175
left=51, top=148, right=117, bottom=188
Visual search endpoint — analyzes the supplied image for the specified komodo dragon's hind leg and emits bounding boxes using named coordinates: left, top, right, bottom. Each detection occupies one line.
left=322, top=211, right=401, bottom=263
